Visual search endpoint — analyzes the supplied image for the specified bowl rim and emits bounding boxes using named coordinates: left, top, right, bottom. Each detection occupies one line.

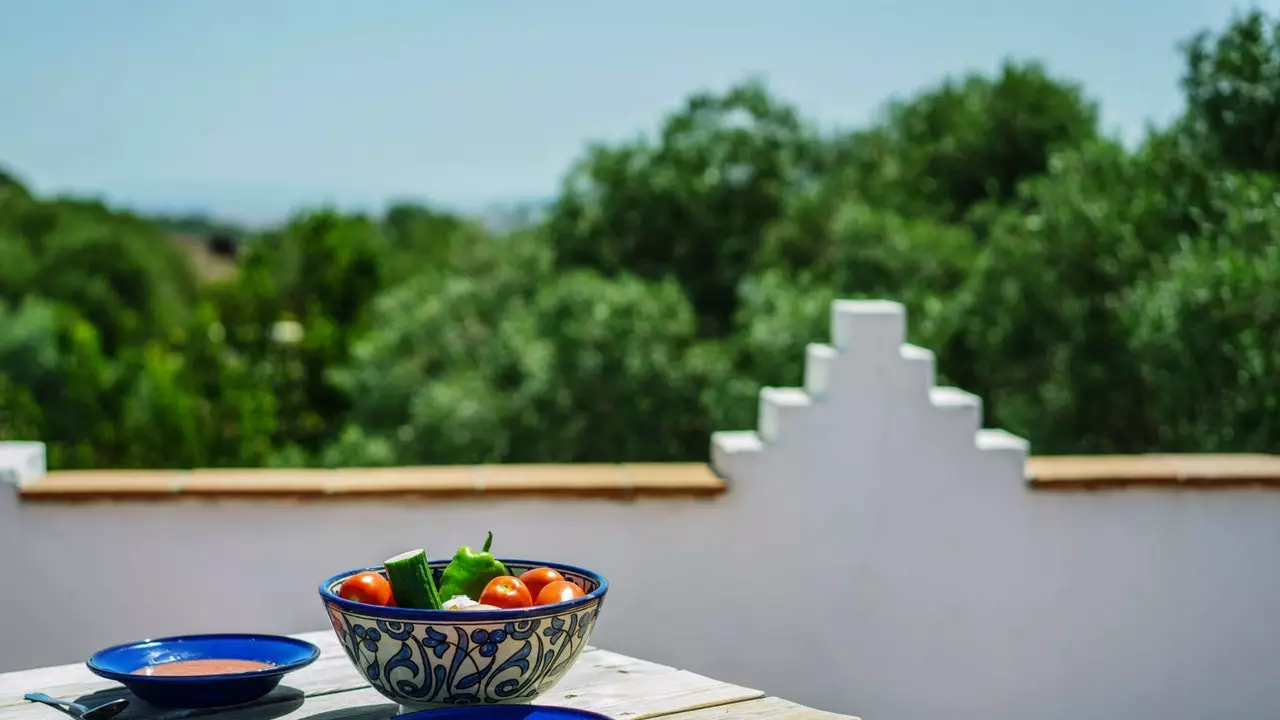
left=398, top=706, right=614, bottom=720
left=86, top=633, right=322, bottom=683
left=319, top=557, right=608, bottom=622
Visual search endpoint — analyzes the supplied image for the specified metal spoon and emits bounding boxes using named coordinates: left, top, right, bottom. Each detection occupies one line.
left=23, top=693, right=129, bottom=720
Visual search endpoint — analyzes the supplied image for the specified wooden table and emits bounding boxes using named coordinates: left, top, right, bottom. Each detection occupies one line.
left=0, top=632, right=857, bottom=720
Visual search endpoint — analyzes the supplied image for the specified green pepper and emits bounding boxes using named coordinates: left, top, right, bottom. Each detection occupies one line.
left=437, top=531, right=509, bottom=600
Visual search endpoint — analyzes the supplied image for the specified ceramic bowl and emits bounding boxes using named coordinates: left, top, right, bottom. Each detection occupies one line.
left=398, top=705, right=612, bottom=720
left=319, top=559, right=607, bottom=710
left=86, top=633, right=321, bottom=709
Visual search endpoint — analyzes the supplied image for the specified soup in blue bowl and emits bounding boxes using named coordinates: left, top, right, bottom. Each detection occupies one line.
left=86, top=633, right=320, bottom=709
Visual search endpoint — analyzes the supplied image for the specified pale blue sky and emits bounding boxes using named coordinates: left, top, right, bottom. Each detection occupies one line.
left=0, top=0, right=1271, bottom=224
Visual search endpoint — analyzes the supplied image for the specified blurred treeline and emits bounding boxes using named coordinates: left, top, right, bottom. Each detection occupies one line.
left=3, top=11, right=1279, bottom=469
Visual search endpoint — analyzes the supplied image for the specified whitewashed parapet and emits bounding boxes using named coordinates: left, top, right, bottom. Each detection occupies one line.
left=0, top=441, right=46, bottom=487
left=710, top=299, right=1029, bottom=478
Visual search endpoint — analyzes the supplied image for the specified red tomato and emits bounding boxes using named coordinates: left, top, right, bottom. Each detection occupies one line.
left=338, top=571, right=394, bottom=606
left=479, top=576, right=533, bottom=609
left=534, top=580, right=585, bottom=606
left=518, top=567, right=565, bottom=600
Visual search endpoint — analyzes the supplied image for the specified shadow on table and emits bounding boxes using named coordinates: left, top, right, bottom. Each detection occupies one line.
left=69, top=686, right=398, bottom=720
left=70, top=686, right=309, bottom=720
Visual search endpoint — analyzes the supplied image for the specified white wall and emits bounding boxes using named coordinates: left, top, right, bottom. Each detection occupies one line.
left=3, top=299, right=1279, bottom=720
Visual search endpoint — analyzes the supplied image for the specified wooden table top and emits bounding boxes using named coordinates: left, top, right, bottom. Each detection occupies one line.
left=0, top=631, right=857, bottom=720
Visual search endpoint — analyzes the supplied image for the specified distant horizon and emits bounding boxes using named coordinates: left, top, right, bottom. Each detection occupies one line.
left=119, top=188, right=557, bottom=229
left=2, top=165, right=556, bottom=228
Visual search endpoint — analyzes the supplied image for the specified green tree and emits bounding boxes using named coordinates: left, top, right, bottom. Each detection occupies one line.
left=832, top=60, right=1099, bottom=223
left=216, top=210, right=387, bottom=458
left=381, top=201, right=492, bottom=283
left=0, top=196, right=197, bottom=354
left=932, top=132, right=1280, bottom=452
left=1126, top=238, right=1280, bottom=451
left=0, top=298, right=118, bottom=468
left=111, top=300, right=279, bottom=468
left=1181, top=9, right=1280, bottom=173
left=760, top=188, right=977, bottom=335
left=933, top=140, right=1164, bottom=451
left=331, top=231, right=725, bottom=464
left=546, top=79, right=826, bottom=336
left=505, top=270, right=720, bottom=462
left=327, top=229, right=557, bottom=465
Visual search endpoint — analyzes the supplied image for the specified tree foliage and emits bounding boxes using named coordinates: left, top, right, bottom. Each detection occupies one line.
left=546, top=79, right=827, bottom=336
left=5, top=11, right=1280, bottom=467
left=831, top=60, right=1100, bottom=223
left=1182, top=9, right=1280, bottom=173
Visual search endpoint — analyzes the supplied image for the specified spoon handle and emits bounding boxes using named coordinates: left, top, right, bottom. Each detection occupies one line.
left=23, top=693, right=85, bottom=717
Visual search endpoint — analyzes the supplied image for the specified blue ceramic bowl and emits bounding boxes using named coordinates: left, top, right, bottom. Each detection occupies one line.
left=320, top=558, right=607, bottom=710
left=86, top=633, right=321, bottom=709
left=399, top=705, right=612, bottom=720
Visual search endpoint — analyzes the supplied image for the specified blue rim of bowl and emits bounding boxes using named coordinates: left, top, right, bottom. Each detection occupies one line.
left=398, top=706, right=615, bottom=720
left=86, top=633, right=322, bottom=683
left=319, top=557, right=608, bottom=623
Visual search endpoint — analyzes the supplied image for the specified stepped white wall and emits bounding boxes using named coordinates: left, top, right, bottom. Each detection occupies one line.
left=4, top=300, right=1280, bottom=720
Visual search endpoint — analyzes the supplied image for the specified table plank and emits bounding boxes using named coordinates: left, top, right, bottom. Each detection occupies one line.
left=548, top=668, right=763, bottom=719
left=0, top=646, right=758, bottom=720
left=172, top=663, right=764, bottom=720
left=659, top=697, right=859, bottom=720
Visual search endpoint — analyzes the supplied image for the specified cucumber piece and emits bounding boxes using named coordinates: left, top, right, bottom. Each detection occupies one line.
left=383, top=549, right=443, bottom=610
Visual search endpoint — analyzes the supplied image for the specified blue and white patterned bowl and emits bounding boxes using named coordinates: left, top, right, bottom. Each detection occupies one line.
left=319, top=559, right=607, bottom=710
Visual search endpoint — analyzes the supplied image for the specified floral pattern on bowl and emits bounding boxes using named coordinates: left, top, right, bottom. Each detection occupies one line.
left=321, top=560, right=606, bottom=710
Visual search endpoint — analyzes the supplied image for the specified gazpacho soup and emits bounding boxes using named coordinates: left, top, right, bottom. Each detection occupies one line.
left=132, top=659, right=275, bottom=676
